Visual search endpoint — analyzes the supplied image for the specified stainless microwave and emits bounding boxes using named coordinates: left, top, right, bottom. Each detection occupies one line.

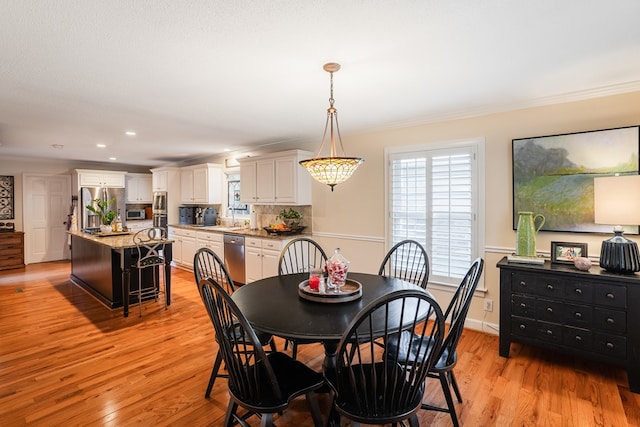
left=126, top=209, right=146, bottom=220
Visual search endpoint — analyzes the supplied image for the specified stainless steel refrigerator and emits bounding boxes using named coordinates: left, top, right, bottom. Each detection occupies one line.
left=80, top=187, right=126, bottom=230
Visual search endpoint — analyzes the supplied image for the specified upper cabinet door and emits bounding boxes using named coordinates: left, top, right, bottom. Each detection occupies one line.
left=239, top=162, right=257, bottom=204
left=237, top=150, right=312, bottom=205
left=255, top=159, right=276, bottom=203
left=274, top=157, right=296, bottom=203
left=126, top=174, right=153, bottom=203
left=152, top=170, right=168, bottom=192
left=180, top=164, right=223, bottom=204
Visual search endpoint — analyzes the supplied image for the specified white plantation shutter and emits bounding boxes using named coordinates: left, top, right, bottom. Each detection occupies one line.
left=388, top=142, right=479, bottom=285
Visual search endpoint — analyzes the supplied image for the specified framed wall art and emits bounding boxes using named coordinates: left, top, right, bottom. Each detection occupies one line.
left=512, top=125, right=640, bottom=233
left=0, top=175, right=14, bottom=220
left=551, top=241, right=588, bottom=264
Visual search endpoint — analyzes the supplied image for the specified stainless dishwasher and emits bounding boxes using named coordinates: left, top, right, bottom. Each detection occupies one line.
left=224, top=234, right=245, bottom=285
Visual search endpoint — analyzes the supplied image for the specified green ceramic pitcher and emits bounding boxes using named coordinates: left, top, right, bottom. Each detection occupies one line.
left=516, top=212, right=545, bottom=257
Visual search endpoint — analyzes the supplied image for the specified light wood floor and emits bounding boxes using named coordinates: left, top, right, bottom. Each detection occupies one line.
left=1, top=261, right=639, bottom=426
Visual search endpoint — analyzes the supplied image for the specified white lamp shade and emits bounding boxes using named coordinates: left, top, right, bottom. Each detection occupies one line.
left=594, top=175, right=640, bottom=226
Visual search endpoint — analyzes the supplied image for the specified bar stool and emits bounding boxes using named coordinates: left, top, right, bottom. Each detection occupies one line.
left=130, top=227, right=168, bottom=317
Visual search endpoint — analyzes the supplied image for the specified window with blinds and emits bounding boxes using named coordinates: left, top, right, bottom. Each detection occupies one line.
left=387, top=141, right=480, bottom=285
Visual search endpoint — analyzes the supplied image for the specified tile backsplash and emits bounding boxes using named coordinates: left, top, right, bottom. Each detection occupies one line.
left=252, top=205, right=312, bottom=231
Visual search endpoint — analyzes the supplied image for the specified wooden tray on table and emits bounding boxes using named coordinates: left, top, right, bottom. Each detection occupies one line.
left=298, top=278, right=362, bottom=303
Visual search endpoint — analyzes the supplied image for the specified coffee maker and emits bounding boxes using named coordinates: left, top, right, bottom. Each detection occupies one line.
left=194, top=207, right=204, bottom=226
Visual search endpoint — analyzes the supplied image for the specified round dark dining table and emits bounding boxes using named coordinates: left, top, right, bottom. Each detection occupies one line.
left=231, top=272, right=432, bottom=374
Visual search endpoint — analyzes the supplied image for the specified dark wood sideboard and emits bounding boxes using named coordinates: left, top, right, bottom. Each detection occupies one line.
left=0, top=231, right=25, bottom=271
left=497, top=256, right=640, bottom=393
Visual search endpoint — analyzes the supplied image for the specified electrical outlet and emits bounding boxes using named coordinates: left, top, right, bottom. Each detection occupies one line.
left=483, top=299, right=493, bottom=312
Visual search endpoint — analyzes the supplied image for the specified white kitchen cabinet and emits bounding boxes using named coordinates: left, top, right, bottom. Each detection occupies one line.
left=125, top=173, right=153, bottom=203
left=244, top=237, right=290, bottom=283
left=238, top=150, right=312, bottom=205
left=180, top=163, right=223, bottom=204
left=150, top=167, right=180, bottom=192
left=195, top=231, right=224, bottom=260
left=168, top=227, right=196, bottom=269
left=75, top=169, right=127, bottom=188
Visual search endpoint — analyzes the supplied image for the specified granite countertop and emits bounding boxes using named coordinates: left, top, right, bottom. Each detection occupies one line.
left=67, top=230, right=174, bottom=249
left=169, top=224, right=311, bottom=240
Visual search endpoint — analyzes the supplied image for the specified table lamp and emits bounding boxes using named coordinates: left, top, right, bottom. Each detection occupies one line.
left=594, top=174, right=640, bottom=273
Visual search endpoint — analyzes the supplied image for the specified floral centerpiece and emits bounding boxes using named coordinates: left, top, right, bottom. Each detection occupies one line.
left=86, top=198, right=117, bottom=230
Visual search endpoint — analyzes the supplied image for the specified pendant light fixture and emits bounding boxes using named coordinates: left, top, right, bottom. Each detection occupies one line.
left=299, top=63, right=364, bottom=191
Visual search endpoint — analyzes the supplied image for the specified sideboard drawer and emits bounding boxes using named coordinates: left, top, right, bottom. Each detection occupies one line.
left=511, top=317, right=536, bottom=337
left=593, top=284, right=626, bottom=308
left=563, top=281, right=593, bottom=303
left=593, top=332, right=626, bottom=359
left=593, top=308, right=626, bottom=334
left=563, top=303, right=593, bottom=327
left=535, top=277, right=564, bottom=298
left=562, top=327, right=592, bottom=350
left=536, top=299, right=564, bottom=323
left=511, top=295, right=536, bottom=317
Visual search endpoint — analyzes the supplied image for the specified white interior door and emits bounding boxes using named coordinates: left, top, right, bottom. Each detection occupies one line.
left=23, top=174, right=71, bottom=264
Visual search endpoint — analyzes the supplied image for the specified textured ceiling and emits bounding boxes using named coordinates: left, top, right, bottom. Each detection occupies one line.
left=1, top=0, right=640, bottom=167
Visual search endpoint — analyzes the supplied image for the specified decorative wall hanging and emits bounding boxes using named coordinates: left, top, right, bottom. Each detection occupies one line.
left=0, top=176, right=14, bottom=220
left=512, top=125, right=639, bottom=233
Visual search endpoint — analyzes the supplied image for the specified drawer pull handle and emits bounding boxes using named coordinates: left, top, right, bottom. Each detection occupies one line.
left=606, top=293, right=615, bottom=299
left=520, top=303, right=527, bottom=309
left=606, top=342, right=615, bottom=349
left=575, top=336, right=582, bottom=342
left=546, top=307, right=553, bottom=313
left=546, top=330, right=553, bottom=335
left=519, top=324, right=526, bottom=330
left=606, top=318, right=614, bottom=324
left=547, top=284, right=554, bottom=291
left=574, top=312, right=582, bottom=319
left=519, top=281, right=526, bottom=287
left=574, top=288, right=582, bottom=295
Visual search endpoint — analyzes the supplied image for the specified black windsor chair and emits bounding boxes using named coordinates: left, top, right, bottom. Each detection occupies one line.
left=277, top=237, right=328, bottom=359
left=378, top=240, right=430, bottom=289
left=193, top=247, right=276, bottom=398
left=129, top=227, right=168, bottom=317
left=386, top=257, right=484, bottom=427
left=198, top=277, right=325, bottom=427
left=327, top=288, right=445, bottom=426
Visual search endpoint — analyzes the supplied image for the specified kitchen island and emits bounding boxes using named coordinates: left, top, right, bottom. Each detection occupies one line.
left=68, top=230, right=173, bottom=317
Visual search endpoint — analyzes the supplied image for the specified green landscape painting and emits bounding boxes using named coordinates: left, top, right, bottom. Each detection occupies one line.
left=512, top=126, right=639, bottom=233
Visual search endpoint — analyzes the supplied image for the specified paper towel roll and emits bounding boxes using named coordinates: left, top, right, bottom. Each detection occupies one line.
left=250, top=210, right=257, bottom=229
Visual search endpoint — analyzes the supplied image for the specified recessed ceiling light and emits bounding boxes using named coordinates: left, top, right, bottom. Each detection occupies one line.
left=125, top=131, right=136, bottom=136
left=96, top=143, right=106, bottom=148
left=223, top=148, right=231, bottom=152
left=51, top=144, right=64, bottom=149
left=109, top=157, right=117, bottom=161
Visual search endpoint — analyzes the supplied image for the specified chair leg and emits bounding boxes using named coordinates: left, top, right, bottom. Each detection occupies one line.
left=291, top=341, right=298, bottom=359
left=138, top=269, right=143, bottom=317
left=449, top=370, right=463, bottom=403
left=408, top=414, right=420, bottom=427
left=205, top=351, right=224, bottom=398
left=305, top=391, right=324, bottom=427
left=223, top=401, right=238, bottom=427
left=269, top=338, right=277, bottom=353
left=438, top=371, right=460, bottom=427
left=259, top=413, right=274, bottom=427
